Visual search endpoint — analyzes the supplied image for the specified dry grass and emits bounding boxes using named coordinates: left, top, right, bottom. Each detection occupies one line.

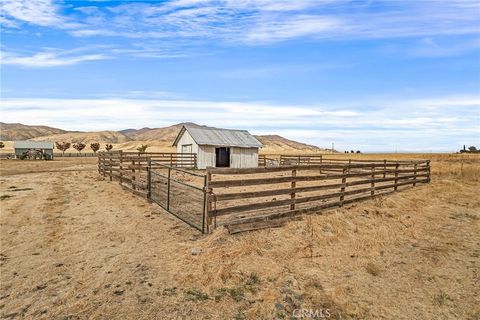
left=0, top=154, right=479, bottom=319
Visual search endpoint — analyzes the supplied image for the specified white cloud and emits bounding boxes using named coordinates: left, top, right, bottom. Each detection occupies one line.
left=245, top=15, right=340, bottom=43
left=0, top=49, right=110, bottom=67
left=1, top=95, right=478, bottom=152
left=1, top=0, right=62, bottom=26
left=3, top=1, right=479, bottom=44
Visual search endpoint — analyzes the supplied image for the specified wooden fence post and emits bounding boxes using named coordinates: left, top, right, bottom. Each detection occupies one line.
left=340, top=166, right=347, bottom=205
left=383, top=160, right=387, bottom=178
left=371, top=164, right=375, bottom=197
left=290, top=168, right=297, bottom=210
left=102, top=153, right=106, bottom=177
left=205, top=170, right=212, bottom=233
left=394, top=162, right=399, bottom=191
left=119, top=151, right=123, bottom=184
left=426, top=161, right=431, bottom=183
left=166, top=167, right=171, bottom=210
left=413, top=163, right=418, bottom=187
left=131, top=159, right=136, bottom=190
left=109, top=153, right=112, bottom=181
left=147, top=158, right=151, bottom=200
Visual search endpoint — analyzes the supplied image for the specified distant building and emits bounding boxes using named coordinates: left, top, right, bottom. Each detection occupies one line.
left=173, top=125, right=262, bottom=169
left=13, top=141, right=54, bottom=160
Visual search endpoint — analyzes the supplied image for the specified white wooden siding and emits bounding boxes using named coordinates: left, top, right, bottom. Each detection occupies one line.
left=176, top=130, right=199, bottom=167
left=198, top=145, right=216, bottom=169
left=230, top=147, right=258, bottom=168
left=176, top=130, right=198, bottom=154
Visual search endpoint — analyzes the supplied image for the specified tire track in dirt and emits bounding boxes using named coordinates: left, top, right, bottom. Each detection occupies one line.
left=43, top=175, right=69, bottom=246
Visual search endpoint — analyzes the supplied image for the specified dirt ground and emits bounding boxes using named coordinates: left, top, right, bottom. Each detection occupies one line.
left=0, top=155, right=479, bottom=320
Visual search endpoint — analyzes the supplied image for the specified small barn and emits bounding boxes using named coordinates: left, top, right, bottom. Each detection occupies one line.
left=13, top=141, right=54, bottom=160
left=173, top=125, right=262, bottom=169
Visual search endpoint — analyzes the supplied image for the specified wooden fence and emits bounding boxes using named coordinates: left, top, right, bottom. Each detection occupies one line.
left=97, top=152, right=431, bottom=234
left=279, top=154, right=323, bottom=166
left=205, top=159, right=430, bottom=232
left=97, top=151, right=197, bottom=197
left=258, top=154, right=280, bottom=167
left=54, top=152, right=98, bottom=157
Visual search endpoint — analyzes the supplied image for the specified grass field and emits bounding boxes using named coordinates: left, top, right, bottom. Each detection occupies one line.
left=0, top=154, right=479, bottom=319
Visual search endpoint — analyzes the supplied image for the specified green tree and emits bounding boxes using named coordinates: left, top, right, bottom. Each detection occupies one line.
left=137, top=144, right=148, bottom=155
left=105, top=144, right=113, bottom=151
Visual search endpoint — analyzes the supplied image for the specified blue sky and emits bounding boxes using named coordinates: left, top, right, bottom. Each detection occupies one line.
left=1, top=0, right=479, bottom=152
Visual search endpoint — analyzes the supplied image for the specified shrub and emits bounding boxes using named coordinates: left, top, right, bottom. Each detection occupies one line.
left=90, top=142, right=100, bottom=153
left=73, top=143, right=86, bottom=153
left=137, top=144, right=148, bottom=155
left=55, top=142, right=71, bottom=155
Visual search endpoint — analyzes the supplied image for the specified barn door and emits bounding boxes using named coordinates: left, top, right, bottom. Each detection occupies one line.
left=215, top=147, right=230, bottom=167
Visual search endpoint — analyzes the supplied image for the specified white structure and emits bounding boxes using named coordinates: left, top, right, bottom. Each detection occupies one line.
left=173, top=125, right=263, bottom=169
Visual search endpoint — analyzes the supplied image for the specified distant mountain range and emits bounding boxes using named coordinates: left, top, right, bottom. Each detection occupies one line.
left=0, top=122, right=326, bottom=153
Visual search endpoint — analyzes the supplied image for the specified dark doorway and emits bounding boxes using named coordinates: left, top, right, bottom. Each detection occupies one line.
left=215, top=147, right=230, bottom=167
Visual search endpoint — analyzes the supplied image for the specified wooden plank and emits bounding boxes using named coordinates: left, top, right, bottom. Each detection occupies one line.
left=213, top=182, right=345, bottom=201
left=209, top=171, right=383, bottom=188
left=208, top=167, right=429, bottom=188
left=221, top=199, right=344, bottom=226
left=208, top=164, right=348, bottom=175
left=220, top=189, right=398, bottom=226
left=346, top=173, right=428, bottom=187
left=226, top=219, right=286, bottom=234
left=211, top=186, right=381, bottom=217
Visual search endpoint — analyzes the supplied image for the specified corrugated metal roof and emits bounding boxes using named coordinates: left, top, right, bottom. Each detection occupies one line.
left=13, top=141, right=54, bottom=149
left=174, top=125, right=263, bottom=148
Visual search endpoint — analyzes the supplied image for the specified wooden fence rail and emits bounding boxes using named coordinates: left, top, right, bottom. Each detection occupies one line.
left=205, top=159, right=430, bottom=231
left=97, top=151, right=197, bottom=197
left=54, top=152, right=98, bottom=157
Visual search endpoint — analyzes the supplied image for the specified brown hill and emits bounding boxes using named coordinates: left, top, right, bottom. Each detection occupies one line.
left=31, top=131, right=131, bottom=145
left=0, top=122, right=327, bottom=153
left=256, top=134, right=325, bottom=153
left=121, top=122, right=201, bottom=141
left=0, top=122, right=67, bottom=141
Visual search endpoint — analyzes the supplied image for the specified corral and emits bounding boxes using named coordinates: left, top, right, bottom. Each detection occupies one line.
left=98, top=152, right=430, bottom=233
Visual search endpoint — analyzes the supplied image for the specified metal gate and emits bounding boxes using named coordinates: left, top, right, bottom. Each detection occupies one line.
left=148, top=160, right=207, bottom=233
